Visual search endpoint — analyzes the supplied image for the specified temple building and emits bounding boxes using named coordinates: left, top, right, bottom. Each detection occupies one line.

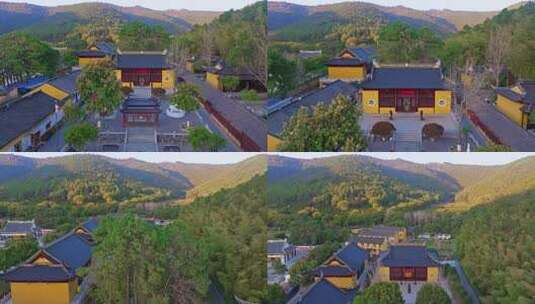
left=4, top=218, right=98, bottom=304
left=267, top=239, right=297, bottom=266
left=120, top=97, right=161, bottom=127
left=115, top=51, right=176, bottom=92
left=312, top=243, right=368, bottom=289
left=378, top=245, right=440, bottom=282
left=351, top=225, right=407, bottom=256
left=0, top=220, right=40, bottom=241
left=205, top=62, right=265, bottom=92
left=322, top=47, right=376, bottom=86
left=292, top=279, right=357, bottom=304
left=75, top=42, right=116, bottom=67
left=0, top=70, right=81, bottom=152
left=495, top=80, right=535, bottom=129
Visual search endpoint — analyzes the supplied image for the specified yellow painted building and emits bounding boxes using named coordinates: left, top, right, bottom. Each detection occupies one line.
left=379, top=245, right=441, bottom=283
left=267, top=134, right=282, bottom=152
left=10, top=275, right=78, bottom=304
left=312, top=243, right=368, bottom=290
left=206, top=71, right=221, bottom=90
left=495, top=81, right=535, bottom=129
left=115, top=51, right=176, bottom=92
left=75, top=42, right=116, bottom=67
left=326, top=49, right=370, bottom=83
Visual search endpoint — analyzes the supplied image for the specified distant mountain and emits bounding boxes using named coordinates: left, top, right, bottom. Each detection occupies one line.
left=0, top=1, right=221, bottom=38
left=268, top=154, right=535, bottom=211
left=268, top=1, right=520, bottom=39
left=0, top=154, right=266, bottom=202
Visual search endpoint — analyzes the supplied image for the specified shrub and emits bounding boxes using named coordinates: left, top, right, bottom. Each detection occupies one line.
left=416, top=283, right=451, bottom=304
left=64, top=123, right=98, bottom=151
left=371, top=122, right=396, bottom=139
left=222, top=76, right=240, bottom=92
left=170, top=83, right=201, bottom=112
left=151, top=88, right=166, bottom=97
left=422, top=123, right=444, bottom=140
left=239, top=89, right=259, bottom=101
left=187, top=126, right=225, bottom=152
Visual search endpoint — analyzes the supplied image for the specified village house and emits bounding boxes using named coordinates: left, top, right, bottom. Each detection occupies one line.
left=75, top=42, right=117, bottom=67
left=351, top=225, right=407, bottom=255
left=3, top=218, right=98, bottom=304
left=495, top=80, right=535, bottom=130
left=377, top=245, right=440, bottom=283
left=266, top=47, right=458, bottom=151
left=267, top=239, right=297, bottom=266
left=0, top=70, right=81, bottom=152
left=205, top=62, right=265, bottom=92
left=312, top=242, right=369, bottom=290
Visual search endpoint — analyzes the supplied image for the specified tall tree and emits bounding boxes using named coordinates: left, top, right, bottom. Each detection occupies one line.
left=77, top=62, right=123, bottom=116
left=487, top=25, right=512, bottom=86
left=280, top=95, right=367, bottom=152
left=416, top=284, right=451, bottom=304
left=354, top=282, right=404, bottom=304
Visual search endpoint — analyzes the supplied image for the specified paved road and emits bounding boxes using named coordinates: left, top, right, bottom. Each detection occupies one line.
left=440, top=260, right=480, bottom=304
left=182, top=72, right=267, bottom=151
left=469, top=100, right=535, bottom=151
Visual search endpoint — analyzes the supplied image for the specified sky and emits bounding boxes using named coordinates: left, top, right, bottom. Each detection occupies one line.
left=6, top=0, right=257, bottom=11
left=6, top=152, right=535, bottom=166
left=285, top=0, right=523, bottom=11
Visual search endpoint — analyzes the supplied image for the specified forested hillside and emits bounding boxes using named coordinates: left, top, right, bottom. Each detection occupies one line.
left=92, top=174, right=268, bottom=303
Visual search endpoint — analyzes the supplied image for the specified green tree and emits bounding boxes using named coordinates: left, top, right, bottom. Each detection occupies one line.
left=170, top=83, right=201, bottom=112
left=64, top=123, right=98, bottom=151
left=280, top=95, right=367, bottom=151
left=354, top=282, right=404, bottom=304
left=268, top=48, right=296, bottom=97
left=221, top=76, right=240, bottom=92
left=416, top=284, right=451, bottom=304
left=187, top=127, right=226, bottom=152
left=77, top=63, right=122, bottom=116
left=0, top=238, right=38, bottom=271
left=118, top=21, right=171, bottom=51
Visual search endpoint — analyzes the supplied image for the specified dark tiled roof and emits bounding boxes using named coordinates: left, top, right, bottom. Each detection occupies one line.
left=299, top=279, right=357, bottom=304
left=121, top=97, right=161, bottom=113
left=362, top=67, right=447, bottom=89
left=75, top=50, right=107, bottom=58
left=327, top=58, right=365, bottom=67
left=81, top=218, right=99, bottom=233
left=48, top=70, right=81, bottom=96
left=94, top=42, right=116, bottom=55
left=267, top=80, right=358, bottom=136
left=117, top=54, right=172, bottom=69
left=335, top=243, right=368, bottom=273
left=4, top=264, right=75, bottom=282
left=357, top=225, right=404, bottom=238
left=45, top=232, right=93, bottom=270
left=381, top=246, right=440, bottom=267
left=496, top=87, right=524, bottom=102
left=348, top=47, right=377, bottom=63
left=2, top=222, right=34, bottom=234
left=0, top=92, right=57, bottom=148
left=313, top=265, right=354, bottom=277
left=206, top=65, right=255, bottom=80
left=267, top=240, right=286, bottom=255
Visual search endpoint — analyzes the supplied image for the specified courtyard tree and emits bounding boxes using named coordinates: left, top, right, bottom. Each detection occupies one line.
left=170, top=83, right=201, bottom=112
left=354, top=282, right=404, bottom=304
left=187, top=127, right=226, bottom=152
left=64, top=123, right=98, bottom=151
left=416, top=284, right=451, bottom=304
left=77, top=63, right=123, bottom=116
left=221, top=76, right=240, bottom=92
left=487, top=25, right=512, bottom=87
left=280, top=95, right=367, bottom=151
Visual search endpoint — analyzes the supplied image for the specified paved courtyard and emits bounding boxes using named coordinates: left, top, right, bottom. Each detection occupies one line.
left=85, top=89, right=239, bottom=152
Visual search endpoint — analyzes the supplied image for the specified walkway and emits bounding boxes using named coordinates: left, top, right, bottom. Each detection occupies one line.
left=440, top=260, right=480, bottom=304
left=469, top=100, right=535, bottom=151
left=182, top=72, right=267, bottom=151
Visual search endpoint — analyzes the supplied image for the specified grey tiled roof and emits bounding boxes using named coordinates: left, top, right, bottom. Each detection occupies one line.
left=267, top=240, right=286, bottom=255
left=0, top=92, right=57, bottom=148
left=313, top=265, right=354, bottom=277
left=45, top=232, right=93, bottom=270
left=81, top=218, right=99, bottom=233
left=267, top=80, right=358, bottom=136
left=48, top=70, right=81, bottom=96
left=496, top=80, right=535, bottom=112
left=335, top=243, right=368, bottom=273
left=117, top=54, right=173, bottom=69
left=4, top=264, right=75, bottom=282
left=2, top=222, right=34, bottom=234
left=362, top=67, right=447, bottom=89
left=326, top=58, right=365, bottom=67
left=75, top=50, right=107, bottom=58
left=95, top=42, right=116, bottom=55
left=348, top=47, right=376, bottom=63
left=381, top=245, right=440, bottom=267
left=299, top=279, right=356, bottom=304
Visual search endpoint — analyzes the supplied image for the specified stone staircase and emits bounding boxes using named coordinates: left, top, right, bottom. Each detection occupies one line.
left=125, top=127, right=157, bottom=152
left=393, top=115, right=422, bottom=151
